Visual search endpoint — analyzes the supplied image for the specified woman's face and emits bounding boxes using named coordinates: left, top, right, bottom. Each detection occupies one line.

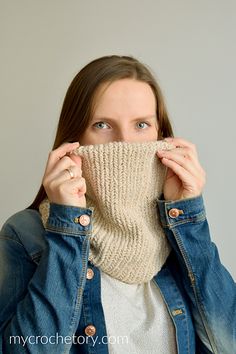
left=80, top=79, right=158, bottom=145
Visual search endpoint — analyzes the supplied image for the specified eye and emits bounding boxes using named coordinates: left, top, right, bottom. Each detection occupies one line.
left=136, top=122, right=150, bottom=129
left=93, top=121, right=110, bottom=129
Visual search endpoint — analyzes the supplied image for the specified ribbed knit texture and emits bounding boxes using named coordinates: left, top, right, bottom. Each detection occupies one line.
left=40, top=140, right=173, bottom=284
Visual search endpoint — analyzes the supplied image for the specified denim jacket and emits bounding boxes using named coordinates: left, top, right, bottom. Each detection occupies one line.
left=0, top=195, right=235, bottom=354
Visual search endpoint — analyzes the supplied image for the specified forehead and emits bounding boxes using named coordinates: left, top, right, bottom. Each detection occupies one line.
left=93, top=79, right=156, bottom=116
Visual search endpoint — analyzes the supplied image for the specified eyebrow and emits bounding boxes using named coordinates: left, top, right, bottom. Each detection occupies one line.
left=92, top=115, right=157, bottom=122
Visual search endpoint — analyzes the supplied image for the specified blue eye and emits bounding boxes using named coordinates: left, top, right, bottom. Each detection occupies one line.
left=94, top=122, right=109, bottom=129
left=137, top=122, right=149, bottom=129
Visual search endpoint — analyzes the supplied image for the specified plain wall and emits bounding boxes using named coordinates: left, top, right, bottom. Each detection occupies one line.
left=1, top=0, right=235, bottom=279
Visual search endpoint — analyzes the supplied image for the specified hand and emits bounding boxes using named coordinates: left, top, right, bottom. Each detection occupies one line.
left=43, top=142, right=87, bottom=208
left=157, top=137, right=206, bottom=201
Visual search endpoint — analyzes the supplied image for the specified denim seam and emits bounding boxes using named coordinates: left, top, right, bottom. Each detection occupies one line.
left=189, top=271, right=219, bottom=353
left=161, top=214, right=206, bottom=229
left=169, top=228, right=196, bottom=354
left=59, top=237, right=88, bottom=354
left=69, top=236, right=88, bottom=332
left=172, top=228, right=218, bottom=353
left=46, top=226, right=92, bottom=237
left=0, top=235, right=25, bottom=246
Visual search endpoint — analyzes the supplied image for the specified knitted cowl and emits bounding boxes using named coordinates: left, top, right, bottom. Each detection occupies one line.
left=40, top=140, right=173, bottom=284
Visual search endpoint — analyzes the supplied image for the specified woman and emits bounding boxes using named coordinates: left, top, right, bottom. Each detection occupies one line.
left=0, top=55, right=235, bottom=354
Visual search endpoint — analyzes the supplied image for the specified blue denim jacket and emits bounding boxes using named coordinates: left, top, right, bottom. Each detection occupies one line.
left=0, top=195, right=235, bottom=353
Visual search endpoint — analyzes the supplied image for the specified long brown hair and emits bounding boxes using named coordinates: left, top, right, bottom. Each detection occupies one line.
left=28, top=55, right=174, bottom=210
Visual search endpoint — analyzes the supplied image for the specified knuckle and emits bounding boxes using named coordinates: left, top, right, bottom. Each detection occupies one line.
left=48, top=150, right=55, bottom=159
left=183, top=150, right=191, bottom=160
left=61, top=155, right=71, bottom=164
left=185, top=152, right=191, bottom=160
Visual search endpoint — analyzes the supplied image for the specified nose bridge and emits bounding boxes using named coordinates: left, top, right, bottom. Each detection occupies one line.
left=116, top=123, right=134, bottom=142
left=118, top=130, right=130, bottom=142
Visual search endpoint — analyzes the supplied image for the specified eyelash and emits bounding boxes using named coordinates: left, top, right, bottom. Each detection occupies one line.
left=93, top=122, right=110, bottom=129
left=93, top=121, right=151, bottom=130
left=136, top=122, right=150, bottom=129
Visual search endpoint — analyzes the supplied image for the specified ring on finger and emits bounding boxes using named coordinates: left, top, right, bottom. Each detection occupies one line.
left=66, top=167, right=74, bottom=179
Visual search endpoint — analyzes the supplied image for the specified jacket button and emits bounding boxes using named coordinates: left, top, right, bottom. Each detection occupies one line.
left=86, top=268, right=94, bottom=280
left=74, top=214, right=90, bottom=226
left=84, top=325, right=96, bottom=336
left=168, top=208, right=182, bottom=218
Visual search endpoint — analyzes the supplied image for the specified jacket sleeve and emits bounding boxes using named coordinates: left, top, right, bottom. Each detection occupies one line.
left=0, top=203, right=93, bottom=354
left=157, top=194, right=236, bottom=354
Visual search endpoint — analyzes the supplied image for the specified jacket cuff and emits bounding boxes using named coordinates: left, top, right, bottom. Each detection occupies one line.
left=46, top=203, right=93, bottom=235
left=157, top=194, right=206, bottom=228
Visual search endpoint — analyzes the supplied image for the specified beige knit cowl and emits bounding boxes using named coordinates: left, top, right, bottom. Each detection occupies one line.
left=40, top=140, right=173, bottom=284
